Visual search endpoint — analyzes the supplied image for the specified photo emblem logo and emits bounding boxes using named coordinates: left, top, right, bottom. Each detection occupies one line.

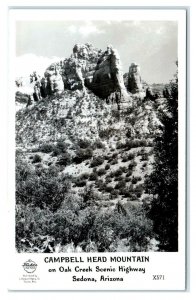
left=22, top=259, right=37, bottom=273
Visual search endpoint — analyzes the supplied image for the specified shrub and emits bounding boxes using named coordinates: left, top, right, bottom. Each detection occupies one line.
left=56, top=153, right=71, bottom=166
left=93, top=139, right=105, bottom=149
left=73, top=148, right=93, bottom=164
left=128, top=161, right=137, bottom=170
left=125, top=177, right=131, bottom=182
left=126, top=171, right=133, bottom=177
left=131, top=177, right=137, bottom=184
left=75, top=180, right=86, bottom=187
left=52, top=141, right=68, bottom=156
left=136, top=191, right=142, bottom=198
left=95, top=179, right=106, bottom=191
left=89, top=172, right=98, bottom=181
left=108, top=171, right=115, bottom=178
left=115, top=180, right=126, bottom=190
left=134, top=184, right=144, bottom=193
left=105, top=163, right=110, bottom=170
left=32, top=154, right=42, bottom=163
left=128, top=194, right=138, bottom=201
left=122, top=154, right=128, bottom=162
left=110, top=157, right=118, bottom=165
left=116, top=142, right=125, bottom=149
left=105, top=177, right=112, bottom=184
left=125, top=139, right=148, bottom=150
left=120, top=166, right=127, bottom=173
left=105, top=186, right=113, bottom=193
left=131, top=176, right=142, bottom=184
left=127, top=152, right=135, bottom=160
left=142, top=162, right=147, bottom=168
left=16, top=160, right=70, bottom=211
left=90, top=156, right=104, bottom=168
left=74, top=176, right=87, bottom=187
left=111, top=189, right=119, bottom=196
left=99, top=128, right=114, bottom=139
left=56, top=141, right=67, bottom=152
left=39, top=143, right=54, bottom=153
left=114, top=175, right=123, bottom=182
left=80, top=173, right=89, bottom=180
left=78, top=139, right=91, bottom=149
left=140, top=153, right=148, bottom=161
left=114, top=168, right=123, bottom=177
left=97, top=168, right=106, bottom=176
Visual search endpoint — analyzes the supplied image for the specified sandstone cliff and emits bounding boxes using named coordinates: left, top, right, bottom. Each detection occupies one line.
left=128, top=63, right=143, bottom=94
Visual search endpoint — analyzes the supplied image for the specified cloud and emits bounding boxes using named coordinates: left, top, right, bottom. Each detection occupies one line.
left=67, top=21, right=105, bottom=37
left=14, top=54, right=63, bottom=78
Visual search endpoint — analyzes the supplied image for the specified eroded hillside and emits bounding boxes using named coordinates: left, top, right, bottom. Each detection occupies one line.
left=15, top=43, right=167, bottom=253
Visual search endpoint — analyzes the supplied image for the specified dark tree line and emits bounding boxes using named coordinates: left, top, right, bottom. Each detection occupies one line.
left=145, top=62, right=178, bottom=251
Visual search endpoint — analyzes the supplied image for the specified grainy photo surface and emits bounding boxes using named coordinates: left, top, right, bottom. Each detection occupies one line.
left=15, top=20, right=178, bottom=253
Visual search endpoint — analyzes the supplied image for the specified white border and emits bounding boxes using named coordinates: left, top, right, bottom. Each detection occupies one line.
left=8, top=7, right=186, bottom=291
left=0, top=0, right=194, bottom=299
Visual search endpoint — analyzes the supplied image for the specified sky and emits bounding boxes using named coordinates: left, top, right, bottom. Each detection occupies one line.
left=16, top=20, right=178, bottom=84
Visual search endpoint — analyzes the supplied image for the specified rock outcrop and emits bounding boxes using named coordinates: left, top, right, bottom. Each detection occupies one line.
left=43, top=44, right=129, bottom=103
left=62, top=43, right=103, bottom=92
left=44, top=64, right=64, bottom=95
left=128, top=63, right=143, bottom=94
left=85, top=45, right=128, bottom=100
left=23, top=44, right=147, bottom=107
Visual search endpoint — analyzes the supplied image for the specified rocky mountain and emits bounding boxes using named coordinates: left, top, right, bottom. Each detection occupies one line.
left=15, top=43, right=166, bottom=253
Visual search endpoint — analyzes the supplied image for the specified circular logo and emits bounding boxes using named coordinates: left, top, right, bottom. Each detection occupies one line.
left=22, top=259, right=37, bottom=273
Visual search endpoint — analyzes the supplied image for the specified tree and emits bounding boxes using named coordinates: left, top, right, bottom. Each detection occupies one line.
left=145, top=62, right=178, bottom=251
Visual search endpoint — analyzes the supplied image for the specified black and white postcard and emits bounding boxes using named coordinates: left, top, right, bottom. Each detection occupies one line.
left=8, top=7, right=187, bottom=290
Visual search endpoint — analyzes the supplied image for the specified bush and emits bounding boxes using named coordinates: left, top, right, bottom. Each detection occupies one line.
left=74, top=174, right=88, bottom=187
left=39, top=143, right=54, bottom=153
left=99, top=128, right=114, bottom=139
left=105, top=186, right=113, bottom=193
left=80, top=173, right=89, bottom=180
left=116, top=141, right=125, bottom=149
left=16, top=160, right=70, bottom=211
left=125, top=139, right=147, bottom=150
left=126, top=171, right=133, bottom=177
left=78, top=139, right=91, bottom=149
left=111, top=190, right=119, bottom=197
left=32, top=154, right=42, bottom=163
left=131, top=176, right=142, bottom=184
left=115, top=180, right=126, bottom=190
left=97, top=168, right=106, bottom=176
left=75, top=179, right=87, bottom=187
left=95, top=179, right=106, bottom=191
left=114, top=168, right=123, bottom=177
left=105, top=177, right=112, bottom=184
left=120, top=166, right=127, bottom=173
left=134, top=184, right=144, bottom=193
left=56, top=153, right=71, bottom=166
left=128, top=194, right=138, bottom=201
left=89, top=172, right=98, bottom=181
left=73, top=148, right=93, bottom=164
left=114, top=175, right=123, bottom=182
left=121, top=154, right=129, bottom=162
left=90, top=156, right=104, bottom=168
left=93, top=139, right=105, bottom=149
left=110, top=157, right=118, bottom=165
left=105, top=163, right=110, bottom=170
left=128, top=161, right=137, bottom=170
left=140, top=153, right=148, bottom=161
left=127, top=152, right=135, bottom=160
left=52, top=141, right=68, bottom=156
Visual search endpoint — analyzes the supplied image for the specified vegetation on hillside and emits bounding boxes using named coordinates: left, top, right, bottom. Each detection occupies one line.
left=15, top=64, right=178, bottom=253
